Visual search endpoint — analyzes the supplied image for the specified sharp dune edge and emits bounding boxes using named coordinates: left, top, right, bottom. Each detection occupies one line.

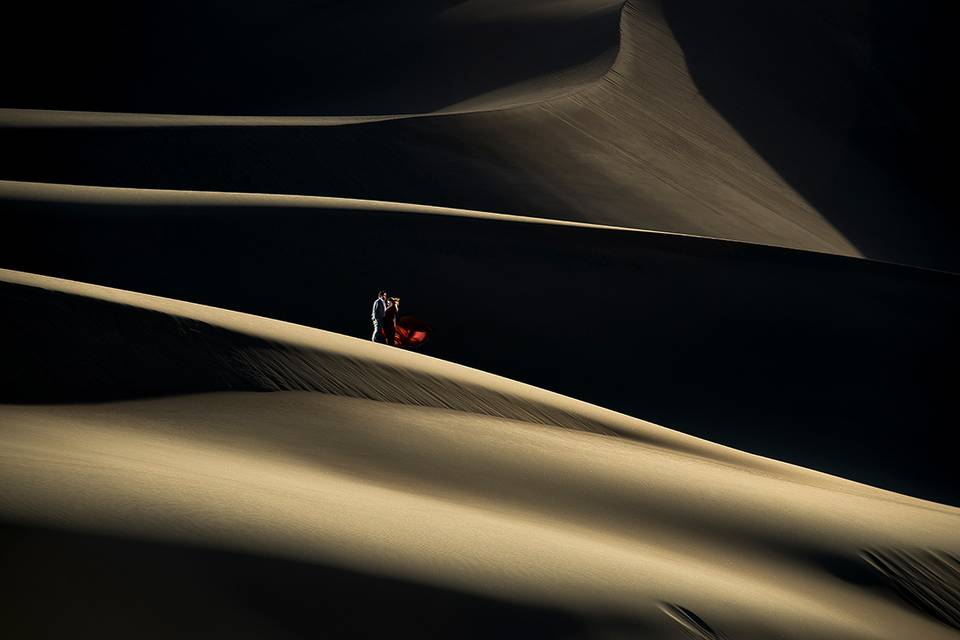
left=9, top=0, right=937, bottom=267
left=0, top=179, right=936, bottom=277
left=0, top=178, right=844, bottom=258
left=2, top=1, right=953, bottom=270
left=1, top=268, right=959, bottom=639
left=4, top=178, right=957, bottom=504
left=2, top=0, right=956, bottom=637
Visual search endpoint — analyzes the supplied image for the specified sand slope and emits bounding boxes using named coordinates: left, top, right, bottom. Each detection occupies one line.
left=3, top=180, right=957, bottom=505
left=1, top=2, right=955, bottom=637
left=1, top=0, right=842, bottom=257
left=1, top=269, right=958, bottom=639
left=2, top=1, right=953, bottom=270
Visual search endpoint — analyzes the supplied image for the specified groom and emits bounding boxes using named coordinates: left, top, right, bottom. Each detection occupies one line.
left=371, top=290, right=388, bottom=343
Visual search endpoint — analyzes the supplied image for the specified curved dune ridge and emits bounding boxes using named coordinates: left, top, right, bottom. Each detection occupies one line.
left=1, top=1, right=956, bottom=637
left=1, top=268, right=959, bottom=639
left=5, top=0, right=954, bottom=271
left=3, top=179, right=957, bottom=505
left=3, top=0, right=954, bottom=272
left=0, top=178, right=832, bottom=252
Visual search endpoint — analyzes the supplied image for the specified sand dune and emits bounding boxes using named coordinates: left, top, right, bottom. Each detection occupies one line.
left=2, top=1, right=954, bottom=637
left=3, top=1, right=953, bottom=270
left=2, top=0, right=840, bottom=258
left=1, top=269, right=958, bottom=639
left=3, top=180, right=957, bottom=505
left=659, top=0, right=955, bottom=275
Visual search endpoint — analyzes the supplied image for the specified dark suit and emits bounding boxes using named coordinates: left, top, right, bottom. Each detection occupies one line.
left=371, top=297, right=387, bottom=342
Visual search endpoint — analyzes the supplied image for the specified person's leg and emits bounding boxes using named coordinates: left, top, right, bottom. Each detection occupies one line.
left=372, top=322, right=381, bottom=342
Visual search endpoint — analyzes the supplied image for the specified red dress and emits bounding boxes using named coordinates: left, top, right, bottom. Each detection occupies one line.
left=381, top=304, right=398, bottom=346
left=394, top=315, right=431, bottom=348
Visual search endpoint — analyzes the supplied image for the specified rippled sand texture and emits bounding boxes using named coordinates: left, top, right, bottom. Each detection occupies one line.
left=1, top=1, right=957, bottom=638
left=1, top=271, right=958, bottom=639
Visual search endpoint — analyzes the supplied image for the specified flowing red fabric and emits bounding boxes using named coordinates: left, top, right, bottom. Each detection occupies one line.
left=393, top=316, right=431, bottom=348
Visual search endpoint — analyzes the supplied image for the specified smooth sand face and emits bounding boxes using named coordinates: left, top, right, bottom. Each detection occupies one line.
left=1, top=270, right=958, bottom=638
left=445, top=1, right=858, bottom=256
left=3, top=183, right=956, bottom=504
left=1, top=1, right=955, bottom=637
left=2, top=392, right=958, bottom=639
left=0, top=1, right=902, bottom=266
left=2, top=1, right=953, bottom=271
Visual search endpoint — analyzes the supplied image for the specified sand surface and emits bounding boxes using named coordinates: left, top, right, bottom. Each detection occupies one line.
left=3, top=181, right=957, bottom=505
left=1, top=269, right=958, bottom=639
left=2, top=0, right=954, bottom=270
left=1, top=1, right=956, bottom=637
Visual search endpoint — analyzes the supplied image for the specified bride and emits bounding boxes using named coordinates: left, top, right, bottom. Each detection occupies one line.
left=381, top=297, right=399, bottom=346
left=378, top=296, right=430, bottom=348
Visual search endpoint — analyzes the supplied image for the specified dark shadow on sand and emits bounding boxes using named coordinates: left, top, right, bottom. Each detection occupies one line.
left=0, top=520, right=607, bottom=639
left=2, top=198, right=957, bottom=505
left=0, top=123, right=574, bottom=223
left=2, top=0, right=619, bottom=115
left=661, top=1, right=957, bottom=273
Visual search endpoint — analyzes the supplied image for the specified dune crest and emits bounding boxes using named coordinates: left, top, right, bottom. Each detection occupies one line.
left=1, top=268, right=959, bottom=638
left=2, top=2, right=954, bottom=271
left=2, top=1, right=954, bottom=637
left=0, top=1, right=862, bottom=261
left=4, top=180, right=956, bottom=504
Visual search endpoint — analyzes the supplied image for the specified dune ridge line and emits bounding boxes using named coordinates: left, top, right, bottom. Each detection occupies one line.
left=4, top=179, right=956, bottom=276
left=3, top=265, right=957, bottom=516
left=1, top=268, right=959, bottom=638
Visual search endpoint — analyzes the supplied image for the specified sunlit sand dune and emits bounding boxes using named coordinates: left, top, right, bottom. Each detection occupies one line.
left=3, top=180, right=957, bottom=505
left=4, top=1, right=952, bottom=270
left=1, top=1, right=954, bottom=637
left=1, top=269, right=958, bottom=639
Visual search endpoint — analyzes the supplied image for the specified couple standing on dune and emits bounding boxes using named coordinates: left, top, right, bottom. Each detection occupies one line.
left=371, top=290, right=432, bottom=349
left=371, top=290, right=400, bottom=345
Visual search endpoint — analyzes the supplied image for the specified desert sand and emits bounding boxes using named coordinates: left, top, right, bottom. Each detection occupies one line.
left=1, top=268, right=958, bottom=639
left=1, top=0, right=957, bottom=638
left=2, top=1, right=954, bottom=270
left=3, top=180, right=957, bottom=505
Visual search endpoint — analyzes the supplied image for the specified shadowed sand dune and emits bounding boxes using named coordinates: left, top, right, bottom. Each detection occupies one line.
left=3, top=1, right=953, bottom=270
left=2, top=0, right=624, bottom=116
left=1, top=269, right=959, bottom=639
left=1, top=0, right=852, bottom=260
left=661, top=0, right=956, bottom=276
left=2, top=181, right=957, bottom=505
left=2, top=2, right=956, bottom=637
